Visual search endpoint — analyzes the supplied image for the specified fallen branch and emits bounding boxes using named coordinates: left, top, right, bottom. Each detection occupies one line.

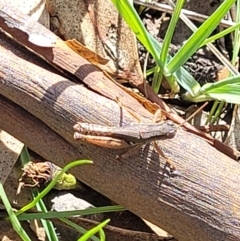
left=1, top=1, right=239, bottom=160
left=0, top=24, right=240, bottom=241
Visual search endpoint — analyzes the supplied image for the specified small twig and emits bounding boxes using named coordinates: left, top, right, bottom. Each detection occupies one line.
left=196, top=124, right=230, bottom=133
left=180, top=102, right=209, bottom=126
left=134, top=0, right=236, bottom=28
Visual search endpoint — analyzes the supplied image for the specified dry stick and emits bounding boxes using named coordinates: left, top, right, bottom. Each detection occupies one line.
left=134, top=0, right=235, bottom=28
left=53, top=217, right=172, bottom=241
left=197, top=124, right=230, bottom=133
left=180, top=102, right=209, bottom=126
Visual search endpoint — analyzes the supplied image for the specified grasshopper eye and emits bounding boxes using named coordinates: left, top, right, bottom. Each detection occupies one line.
left=165, top=120, right=174, bottom=126
left=165, top=120, right=177, bottom=138
left=167, top=129, right=177, bottom=138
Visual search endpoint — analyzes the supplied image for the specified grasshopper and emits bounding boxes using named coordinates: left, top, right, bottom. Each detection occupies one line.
left=73, top=120, right=176, bottom=148
left=73, top=120, right=177, bottom=170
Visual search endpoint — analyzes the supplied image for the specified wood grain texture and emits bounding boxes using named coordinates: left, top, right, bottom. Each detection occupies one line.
left=0, top=29, right=240, bottom=241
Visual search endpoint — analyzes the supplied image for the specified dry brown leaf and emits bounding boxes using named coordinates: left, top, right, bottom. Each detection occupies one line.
left=66, top=39, right=115, bottom=73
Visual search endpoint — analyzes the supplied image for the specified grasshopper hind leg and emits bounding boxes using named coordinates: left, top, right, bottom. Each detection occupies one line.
left=153, top=141, right=176, bottom=171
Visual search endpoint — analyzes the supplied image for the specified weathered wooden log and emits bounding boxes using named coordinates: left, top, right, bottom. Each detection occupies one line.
left=1, top=1, right=239, bottom=161
left=0, top=23, right=240, bottom=241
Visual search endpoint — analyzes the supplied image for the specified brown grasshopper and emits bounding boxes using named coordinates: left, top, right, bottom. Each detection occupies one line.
left=73, top=120, right=176, bottom=147
left=73, top=120, right=177, bottom=170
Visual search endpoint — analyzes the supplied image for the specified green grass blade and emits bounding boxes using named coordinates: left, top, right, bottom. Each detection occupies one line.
left=201, top=21, right=240, bottom=47
left=17, top=205, right=126, bottom=220
left=174, top=66, right=200, bottom=95
left=202, top=91, right=240, bottom=104
left=112, top=0, right=202, bottom=94
left=151, top=0, right=185, bottom=93
left=111, top=0, right=164, bottom=70
left=20, top=145, right=31, bottom=162
left=160, top=0, right=185, bottom=64
left=143, top=30, right=199, bottom=94
left=0, top=183, right=31, bottom=241
left=200, top=75, right=240, bottom=91
left=99, top=228, right=106, bottom=241
left=209, top=101, right=225, bottom=124
left=151, top=68, right=162, bottom=93
left=206, top=100, right=219, bottom=124
left=183, top=79, right=240, bottom=104
left=78, top=219, right=110, bottom=241
left=33, top=190, right=59, bottom=241
left=232, top=0, right=240, bottom=64
left=166, top=0, right=236, bottom=73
